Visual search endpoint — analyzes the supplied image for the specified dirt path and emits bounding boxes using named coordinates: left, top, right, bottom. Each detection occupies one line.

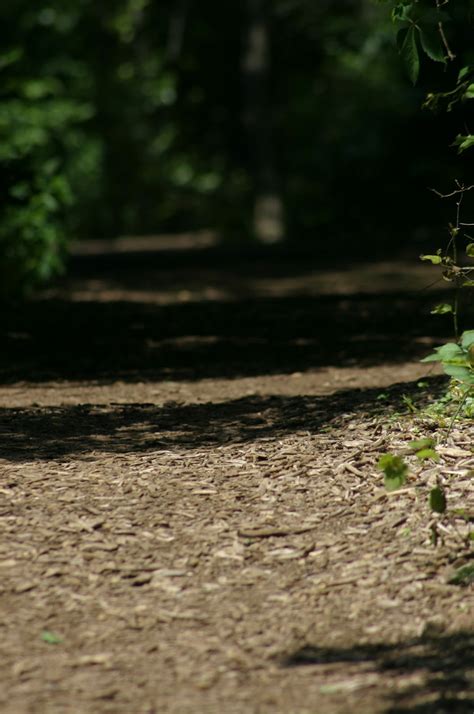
left=0, top=238, right=473, bottom=713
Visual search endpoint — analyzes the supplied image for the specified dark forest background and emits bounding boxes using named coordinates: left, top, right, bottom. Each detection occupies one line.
left=1, top=0, right=472, bottom=296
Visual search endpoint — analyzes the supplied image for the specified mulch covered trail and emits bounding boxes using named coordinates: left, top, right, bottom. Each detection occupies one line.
left=0, top=238, right=473, bottom=714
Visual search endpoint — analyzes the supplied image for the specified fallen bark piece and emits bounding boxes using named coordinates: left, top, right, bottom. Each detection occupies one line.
left=438, top=447, right=472, bottom=457
left=238, top=524, right=317, bottom=538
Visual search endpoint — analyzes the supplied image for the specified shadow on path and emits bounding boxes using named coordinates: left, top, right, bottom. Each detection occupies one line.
left=284, top=630, right=474, bottom=713
left=0, top=378, right=445, bottom=461
left=1, top=291, right=450, bottom=384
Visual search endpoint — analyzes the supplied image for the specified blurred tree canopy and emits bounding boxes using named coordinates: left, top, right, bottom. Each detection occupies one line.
left=1, top=0, right=472, bottom=295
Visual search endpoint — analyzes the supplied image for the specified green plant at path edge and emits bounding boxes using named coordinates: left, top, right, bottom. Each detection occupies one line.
left=379, top=0, right=474, bottom=421
left=422, top=330, right=474, bottom=386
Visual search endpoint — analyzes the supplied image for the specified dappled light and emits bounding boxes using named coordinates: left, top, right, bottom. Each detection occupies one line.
left=1, top=244, right=451, bottom=384
left=0, top=379, right=446, bottom=461
left=1, top=2, right=473, bottom=713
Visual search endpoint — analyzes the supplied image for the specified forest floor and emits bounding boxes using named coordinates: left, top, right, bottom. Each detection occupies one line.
left=0, top=234, right=473, bottom=714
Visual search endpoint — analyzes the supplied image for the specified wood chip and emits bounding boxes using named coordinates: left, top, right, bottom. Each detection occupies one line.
left=238, top=525, right=317, bottom=538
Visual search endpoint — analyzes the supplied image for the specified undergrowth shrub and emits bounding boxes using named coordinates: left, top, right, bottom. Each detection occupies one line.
left=377, top=2, right=473, bottom=544
left=379, top=0, right=474, bottom=416
left=0, top=10, right=92, bottom=298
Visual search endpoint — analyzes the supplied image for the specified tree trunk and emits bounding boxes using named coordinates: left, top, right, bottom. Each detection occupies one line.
left=166, top=0, right=190, bottom=63
left=241, top=0, right=285, bottom=244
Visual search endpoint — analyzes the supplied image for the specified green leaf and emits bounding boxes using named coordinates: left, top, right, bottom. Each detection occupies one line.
left=453, top=509, right=474, bottom=522
left=408, top=438, right=435, bottom=451
left=400, top=26, right=420, bottom=85
left=458, top=66, right=473, bottom=81
left=431, top=303, right=453, bottom=315
left=420, top=342, right=464, bottom=364
left=419, top=26, right=446, bottom=63
left=401, top=394, right=416, bottom=412
left=393, top=4, right=415, bottom=23
left=464, top=84, right=474, bottom=100
left=409, top=440, right=440, bottom=462
left=416, top=448, right=439, bottom=462
left=429, top=486, right=446, bottom=513
left=41, top=630, right=63, bottom=645
left=378, top=454, right=408, bottom=492
left=443, top=364, right=473, bottom=382
left=448, top=564, right=474, bottom=586
left=420, top=352, right=442, bottom=363
left=461, top=331, right=474, bottom=349
left=0, top=48, right=23, bottom=72
left=452, top=134, right=474, bottom=153
left=436, top=343, right=465, bottom=360
left=466, top=244, right=474, bottom=257
left=420, top=254, right=442, bottom=264
left=384, top=473, right=407, bottom=492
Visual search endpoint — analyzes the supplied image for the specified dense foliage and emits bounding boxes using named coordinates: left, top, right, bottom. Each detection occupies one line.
left=1, top=0, right=472, bottom=294
left=0, top=2, right=93, bottom=295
